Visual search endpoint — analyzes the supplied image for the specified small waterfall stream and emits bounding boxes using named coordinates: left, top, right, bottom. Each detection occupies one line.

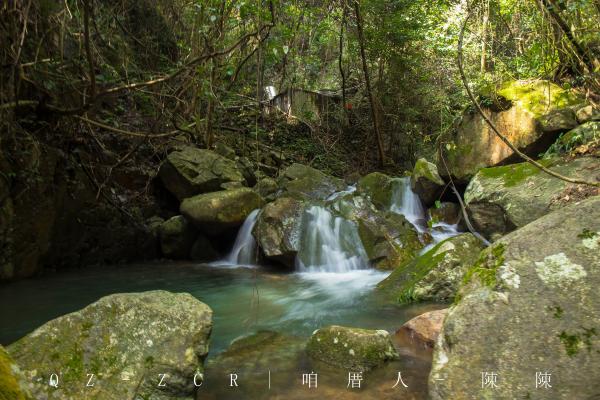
left=296, top=205, right=369, bottom=273
left=223, top=209, right=260, bottom=265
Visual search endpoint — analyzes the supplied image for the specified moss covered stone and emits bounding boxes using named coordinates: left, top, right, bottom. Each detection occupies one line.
left=411, top=158, right=445, bottom=205
left=158, top=146, right=246, bottom=200
left=277, top=163, right=345, bottom=200
left=158, top=215, right=197, bottom=259
left=356, top=172, right=394, bottom=210
left=377, top=233, right=485, bottom=304
left=438, top=80, right=584, bottom=182
left=0, top=345, right=32, bottom=400
left=306, top=326, right=399, bottom=372
left=180, top=188, right=264, bottom=235
left=253, top=197, right=305, bottom=267
left=464, top=156, right=600, bottom=240
left=430, top=196, right=600, bottom=400
left=7, top=290, right=212, bottom=400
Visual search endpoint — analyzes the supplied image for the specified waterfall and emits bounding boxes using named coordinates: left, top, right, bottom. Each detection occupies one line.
left=296, top=205, right=369, bottom=273
left=390, top=177, right=427, bottom=230
left=224, top=209, right=260, bottom=265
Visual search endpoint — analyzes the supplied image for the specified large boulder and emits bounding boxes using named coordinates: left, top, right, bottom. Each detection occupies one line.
left=0, top=345, right=32, bottom=400
left=307, top=326, right=399, bottom=372
left=277, top=163, right=345, bottom=200
left=396, top=309, right=448, bottom=348
left=464, top=156, right=600, bottom=240
left=438, top=80, right=583, bottom=182
left=356, top=172, right=394, bottom=210
left=377, top=233, right=485, bottom=303
left=180, top=188, right=264, bottom=235
left=159, top=215, right=197, bottom=259
left=429, top=195, right=600, bottom=400
left=333, top=195, right=423, bottom=270
left=7, top=290, right=212, bottom=400
left=411, top=158, right=445, bottom=206
left=158, top=146, right=246, bottom=201
left=253, top=197, right=305, bottom=267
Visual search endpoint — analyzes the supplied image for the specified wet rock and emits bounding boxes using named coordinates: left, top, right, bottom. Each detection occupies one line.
left=437, top=80, right=583, bottom=182
left=334, top=195, right=423, bottom=270
left=158, top=146, right=246, bottom=201
left=180, top=188, right=264, bottom=235
left=576, top=104, right=600, bottom=124
left=356, top=172, right=394, bottom=210
left=430, top=196, right=600, bottom=400
left=411, top=158, right=445, bottom=206
left=307, top=326, right=399, bottom=372
left=159, top=215, right=197, bottom=259
left=428, top=202, right=461, bottom=226
left=278, top=163, right=345, bottom=200
left=0, top=345, right=33, bottom=400
left=253, top=197, right=305, bottom=267
left=464, top=156, right=600, bottom=240
left=8, top=290, right=212, bottom=400
left=377, top=233, right=484, bottom=303
left=396, top=309, right=448, bottom=348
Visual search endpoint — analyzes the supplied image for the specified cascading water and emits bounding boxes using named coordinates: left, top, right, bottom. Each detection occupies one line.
left=389, top=177, right=460, bottom=251
left=223, top=209, right=260, bottom=265
left=390, top=177, right=427, bottom=231
left=296, top=205, right=369, bottom=273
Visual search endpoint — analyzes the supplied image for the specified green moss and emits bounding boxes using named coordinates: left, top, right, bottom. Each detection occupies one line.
left=578, top=228, right=596, bottom=240
left=558, top=328, right=598, bottom=357
left=463, top=244, right=505, bottom=288
left=551, top=305, right=564, bottom=319
left=478, top=160, right=553, bottom=187
left=0, top=346, right=29, bottom=400
left=497, top=80, right=582, bottom=118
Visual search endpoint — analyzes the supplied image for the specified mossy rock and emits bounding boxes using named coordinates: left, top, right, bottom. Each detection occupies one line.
left=438, top=80, right=584, bottom=182
left=377, top=233, right=485, bottom=304
left=158, top=146, right=246, bottom=201
left=277, top=163, right=345, bottom=200
left=356, top=172, right=394, bottom=210
left=306, top=326, right=399, bottom=372
left=332, top=194, right=423, bottom=270
left=7, top=291, right=212, bottom=400
left=430, top=196, right=600, bottom=400
left=0, top=345, right=32, bottom=400
left=158, top=215, right=197, bottom=259
left=180, top=188, right=264, bottom=235
left=253, top=197, right=305, bottom=267
left=253, top=177, right=279, bottom=202
left=464, top=156, right=600, bottom=240
left=411, top=158, right=445, bottom=206
left=553, top=121, right=600, bottom=154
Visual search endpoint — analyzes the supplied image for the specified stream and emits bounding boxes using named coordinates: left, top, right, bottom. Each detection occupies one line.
left=0, top=177, right=456, bottom=399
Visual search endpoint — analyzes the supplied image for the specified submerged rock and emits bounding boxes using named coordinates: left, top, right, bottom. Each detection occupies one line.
left=377, top=233, right=484, bottom=303
left=464, top=156, right=600, bottom=240
left=411, top=158, right=445, bottom=206
left=277, top=163, right=345, bottom=200
left=158, top=146, right=246, bottom=201
left=438, top=80, right=583, bottom=181
left=356, top=172, right=394, bottom=210
left=307, top=326, right=399, bottom=372
left=7, top=290, right=212, bottom=400
left=396, top=309, right=448, bottom=348
left=430, top=196, right=600, bottom=400
left=253, top=197, right=305, bottom=267
left=159, top=215, right=197, bottom=259
left=0, top=345, right=32, bottom=400
left=180, top=188, right=264, bottom=235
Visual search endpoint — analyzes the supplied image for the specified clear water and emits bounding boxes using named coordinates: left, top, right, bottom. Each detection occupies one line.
left=0, top=263, right=442, bottom=399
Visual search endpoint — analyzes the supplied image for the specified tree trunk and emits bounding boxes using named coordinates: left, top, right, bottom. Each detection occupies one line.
left=354, top=0, right=385, bottom=167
